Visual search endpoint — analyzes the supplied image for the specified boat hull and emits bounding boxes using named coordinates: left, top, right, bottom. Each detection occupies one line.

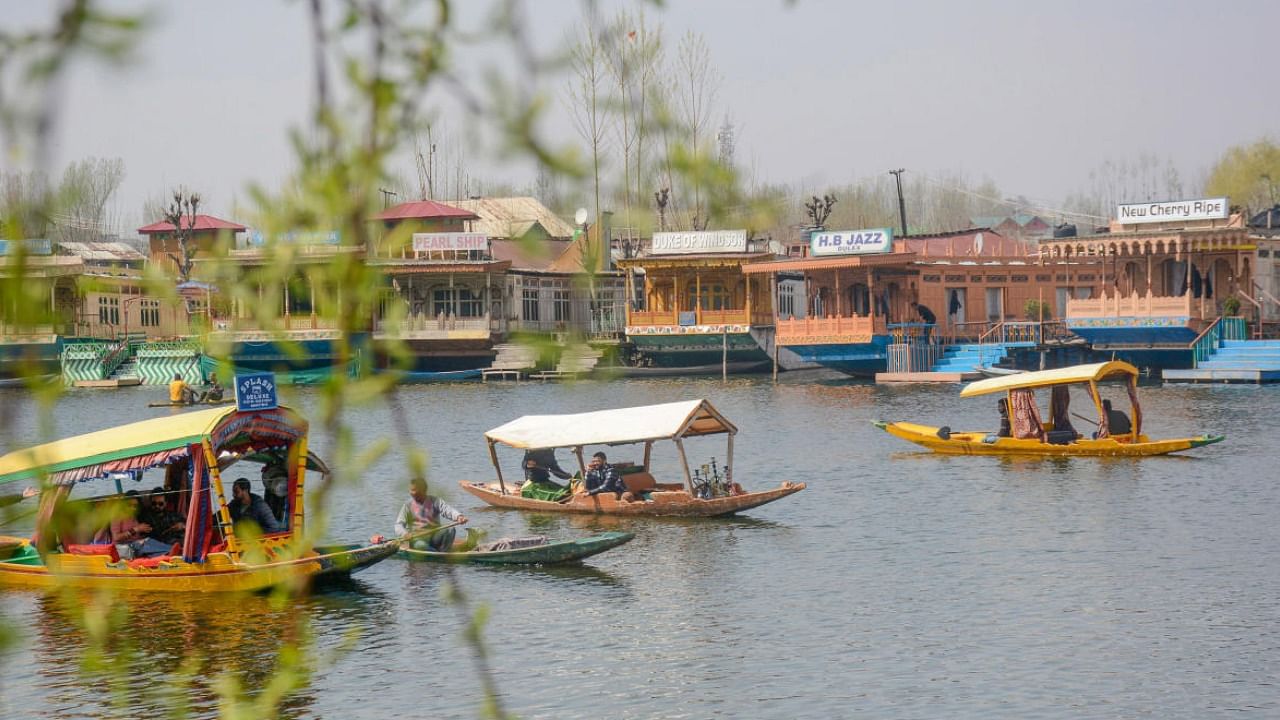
left=396, top=531, right=634, bottom=564
left=876, top=421, right=1223, bottom=457
left=0, top=537, right=398, bottom=592
left=459, top=481, right=805, bottom=517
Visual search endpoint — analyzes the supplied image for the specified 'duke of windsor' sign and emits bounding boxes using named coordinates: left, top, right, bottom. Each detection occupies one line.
left=810, top=228, right=894, bottom=256
left=1116, top=197, right=1228, bottom=225
left=235, top=373, right=278, bottom=412
left=651, top=230, right=747, bottom=255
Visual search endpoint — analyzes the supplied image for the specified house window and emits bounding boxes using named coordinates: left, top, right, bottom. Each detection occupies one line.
left=553, top=289, right=572, bottom=323
left=98, top=296, right=119, bottom=326
left=431, top=288, right=484, bottom=318
left=688, top=284, right=732, bottom=310
left=141, top=299, right=161, bottom=327
left=778, top=284, right=796, bottom=318
left=522, top=288, right=540, bottom=322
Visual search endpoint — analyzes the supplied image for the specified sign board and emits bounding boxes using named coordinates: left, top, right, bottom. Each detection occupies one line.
left=412, top=232, right=487, bottom=252
left=234, top=373, right=278, bottom=412
left=248, top=230, right=340, bottom=246
left=810, top=228, right=894, bottom=256
left=678, top=311, right=697, bottom=326
left=0, top=239, right=53, bottom=256
left=1116, top=197, right=1228, bottom=225
left=651, top=230, right=747, bottom=255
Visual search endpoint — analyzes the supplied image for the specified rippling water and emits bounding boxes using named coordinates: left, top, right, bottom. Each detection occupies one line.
left=1, top=375, right=1278, bottom=718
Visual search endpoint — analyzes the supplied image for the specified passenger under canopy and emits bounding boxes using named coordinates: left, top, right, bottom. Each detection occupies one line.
left=0, top=406, right=310, bottom=563
left=483, top=399, right=737, bottom=494
left=959, top=360, right=1144, bottom=439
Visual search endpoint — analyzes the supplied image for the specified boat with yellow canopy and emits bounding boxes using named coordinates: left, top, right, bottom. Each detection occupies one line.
left=461, top=399, right=805, bottom=516
left=0, top=405, right=398, bottom=591
left=875, top=361, right=1224, bottom=457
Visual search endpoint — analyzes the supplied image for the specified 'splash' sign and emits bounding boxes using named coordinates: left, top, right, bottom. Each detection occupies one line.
left=1117, top=198, right=1228, bottom=225
left=810, top=228, right=894, bottom=256
left=235, top=373, right=278, bottom=412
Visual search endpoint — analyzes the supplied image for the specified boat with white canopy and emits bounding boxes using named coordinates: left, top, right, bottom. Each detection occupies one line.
left=460, top=399, right=805, bottom=517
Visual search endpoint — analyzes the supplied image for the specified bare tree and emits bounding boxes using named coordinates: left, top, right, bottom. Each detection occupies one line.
left=50, top=156, right=124, bottom=242
left=674, top=30, right=720, bottom=225
left=0, top=168, right=51, bottom=238
left=653, top=186, right=670, bottom=234
left=163, top=188, right=200, bottom=282
left=804, top=194, right=837, bottom=230
left=604, top=9, right=663, bottom=240
left=566, top=17, right=610, bottom=228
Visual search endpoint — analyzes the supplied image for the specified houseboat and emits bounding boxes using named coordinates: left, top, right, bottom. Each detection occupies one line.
left=615, top=230, right=775, bottom=372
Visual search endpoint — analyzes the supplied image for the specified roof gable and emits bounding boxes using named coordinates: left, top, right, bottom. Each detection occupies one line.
left=375, top=200, right=478, bottom=221
left=137, top=214, right=247, bottom=234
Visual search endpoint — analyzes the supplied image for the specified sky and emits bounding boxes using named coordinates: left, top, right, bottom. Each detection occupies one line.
left=5, top=0, right=1278, bottom=233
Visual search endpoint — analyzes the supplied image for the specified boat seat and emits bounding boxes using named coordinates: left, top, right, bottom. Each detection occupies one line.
left=622, top=472, right=657, bottom=494
left=64, top=543, right=121, bottom=563
left=128, top=555, right=177, bottom=569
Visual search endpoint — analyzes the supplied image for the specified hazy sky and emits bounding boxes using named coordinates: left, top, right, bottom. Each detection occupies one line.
left=6, top=0, right=1278, bottom=232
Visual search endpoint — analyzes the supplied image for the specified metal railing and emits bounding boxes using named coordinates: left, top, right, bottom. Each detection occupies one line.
left=885, top=322, right=944, bottom=372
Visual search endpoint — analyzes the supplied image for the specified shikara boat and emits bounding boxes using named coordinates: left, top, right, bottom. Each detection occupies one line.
left=0, top=405, right=397, bottom=591
left=876, top=361, right=1224, bottom=457
left=461, top=399, right=805, bottom=517
left=396, top=368, right=484, bottom=383
left=397, top=530, right=634, bottom=565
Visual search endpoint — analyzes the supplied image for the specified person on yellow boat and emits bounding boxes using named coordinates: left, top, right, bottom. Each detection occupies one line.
left=230, top=478, right=281, bottom=534
left=0, top=485, right=38, bottom=509
left=1102, top=399, right=1132, bottom=435
left=111, top=490, right=174, bottom=558
left=395, top=478, right=468, bottom=551
left=169, top=373, right=196, bottom=404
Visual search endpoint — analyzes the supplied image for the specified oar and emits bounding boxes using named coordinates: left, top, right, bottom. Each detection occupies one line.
left=1071, top=411, right=1099, bottom=427
left=397, top=520, right=465, bottom=546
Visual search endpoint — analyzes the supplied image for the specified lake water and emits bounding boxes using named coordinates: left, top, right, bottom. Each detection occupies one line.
left=0, top=374, right=1277, bottom=719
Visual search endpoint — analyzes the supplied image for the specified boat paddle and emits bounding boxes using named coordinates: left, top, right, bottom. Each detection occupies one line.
left=385, top=519, right=465, bottom=546
left=1071, top=411, right=1100, bottom=427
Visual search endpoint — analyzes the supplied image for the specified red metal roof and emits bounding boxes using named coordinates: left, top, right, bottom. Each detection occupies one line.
left=137, top=214, right=247, bottom=234
left=741, top=252, right=917, bottom=274
left=375, top=200, right=479, bottom=221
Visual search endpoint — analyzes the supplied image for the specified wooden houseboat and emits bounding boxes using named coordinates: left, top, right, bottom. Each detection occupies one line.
left=615, top=231, right=775, bottom=372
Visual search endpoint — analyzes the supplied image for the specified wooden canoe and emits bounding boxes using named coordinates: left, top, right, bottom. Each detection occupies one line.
left=396, top=531, right=634, bottom=565
left=874, top=421, right=1224, bottom=457
left=0, top=536, right=399, bottom=592
left=459, top=481, right=805, bottom=517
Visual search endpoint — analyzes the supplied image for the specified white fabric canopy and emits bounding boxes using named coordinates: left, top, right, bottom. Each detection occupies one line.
left=485, top=399, right=735, bottom=450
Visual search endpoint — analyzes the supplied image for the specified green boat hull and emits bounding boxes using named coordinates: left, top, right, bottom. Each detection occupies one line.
left=396, top=531, right=634, bottom=565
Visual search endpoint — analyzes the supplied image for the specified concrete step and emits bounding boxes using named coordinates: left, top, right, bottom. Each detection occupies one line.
left=1165, top=368, right=1280, bottom=383
left=1222, top=340, right=1280, bottom=348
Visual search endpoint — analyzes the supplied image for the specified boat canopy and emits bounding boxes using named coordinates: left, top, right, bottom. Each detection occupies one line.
left=485, top=399, right=736, bottom=450
left=959, top=361, right=1140, bottom=398
left=0, top=406, right=308, bottom=485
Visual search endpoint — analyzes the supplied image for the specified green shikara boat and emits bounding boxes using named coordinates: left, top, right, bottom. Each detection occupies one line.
left=397, top=531, right=634, bottom=565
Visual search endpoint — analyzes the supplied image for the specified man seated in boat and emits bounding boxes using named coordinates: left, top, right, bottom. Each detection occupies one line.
left=110, top=490, right=175, bottom=558
left=521, top=448, right=571, bottom=500
left=995, top=398, right=1012, bottom=438
left=169, top=373, right=196, bottom=404
left=259, top=456, right=290, bottom=526
left=582, top=451, right=634, bottom=501
left=139, top=487, right=186, bottom=545
left=1102, top=399, right=1132, bottom=436
left=198, top=378, right=224, bottom=403
left=229, top=478, right=282, bottom=534
left=394, top=478, right=468, bottom=551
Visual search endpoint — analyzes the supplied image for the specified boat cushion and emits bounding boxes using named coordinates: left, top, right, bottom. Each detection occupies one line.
left=65, top=543, right=121, bottom=563
left=623, top=472, right=657, bottom=493
left=1045, top=429, right=1077, bottom=445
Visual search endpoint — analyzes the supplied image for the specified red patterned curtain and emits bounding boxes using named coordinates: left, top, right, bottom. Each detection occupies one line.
left=1010, top=389, right=1045, bottom=440
left=181, top=444, right=214, bottom=562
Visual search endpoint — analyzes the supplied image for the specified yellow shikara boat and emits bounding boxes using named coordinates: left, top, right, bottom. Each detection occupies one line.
left=876, top=361, right=1224, bottom=457
left=0, top=405, right=397, bottom=591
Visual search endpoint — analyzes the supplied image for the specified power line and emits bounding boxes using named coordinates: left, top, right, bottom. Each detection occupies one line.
left=913, top=171, right=1109, bottom=222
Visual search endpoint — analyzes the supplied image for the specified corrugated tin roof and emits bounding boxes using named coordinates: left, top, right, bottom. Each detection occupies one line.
left=375, top=200, right=479, bottom=221
left=490, top=238, right=569, bottom=271
left=447, top=197, right=577, bottom=240
left=137, top=214, right=247, bottom=233
left=55, top=241, right=146, bottom=261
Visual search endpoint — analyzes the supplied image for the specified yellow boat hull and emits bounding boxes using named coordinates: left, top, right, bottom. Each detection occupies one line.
left=0, top=537, right=398, bottom=592
left=876, top=421, right=1224, bottom=457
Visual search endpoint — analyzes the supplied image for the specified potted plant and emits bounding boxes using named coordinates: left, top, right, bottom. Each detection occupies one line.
left=1024, top=299, right=1051, bottom=322
left=1222, top=294, right=1241, bottom=317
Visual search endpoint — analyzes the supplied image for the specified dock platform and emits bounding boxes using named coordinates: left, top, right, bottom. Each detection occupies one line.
left=1162, top=368, right=1280, bottom=384
left=73, top=377, right=142, bottom=388
left=875, top=371, right=982, bottom=384
left=481, top=369, right=525, bottom=382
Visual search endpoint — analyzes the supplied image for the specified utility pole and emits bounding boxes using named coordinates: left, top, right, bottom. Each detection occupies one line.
left=889, top=168, right=908, bottom=238
left=379, top=188, right=399, bottom=209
